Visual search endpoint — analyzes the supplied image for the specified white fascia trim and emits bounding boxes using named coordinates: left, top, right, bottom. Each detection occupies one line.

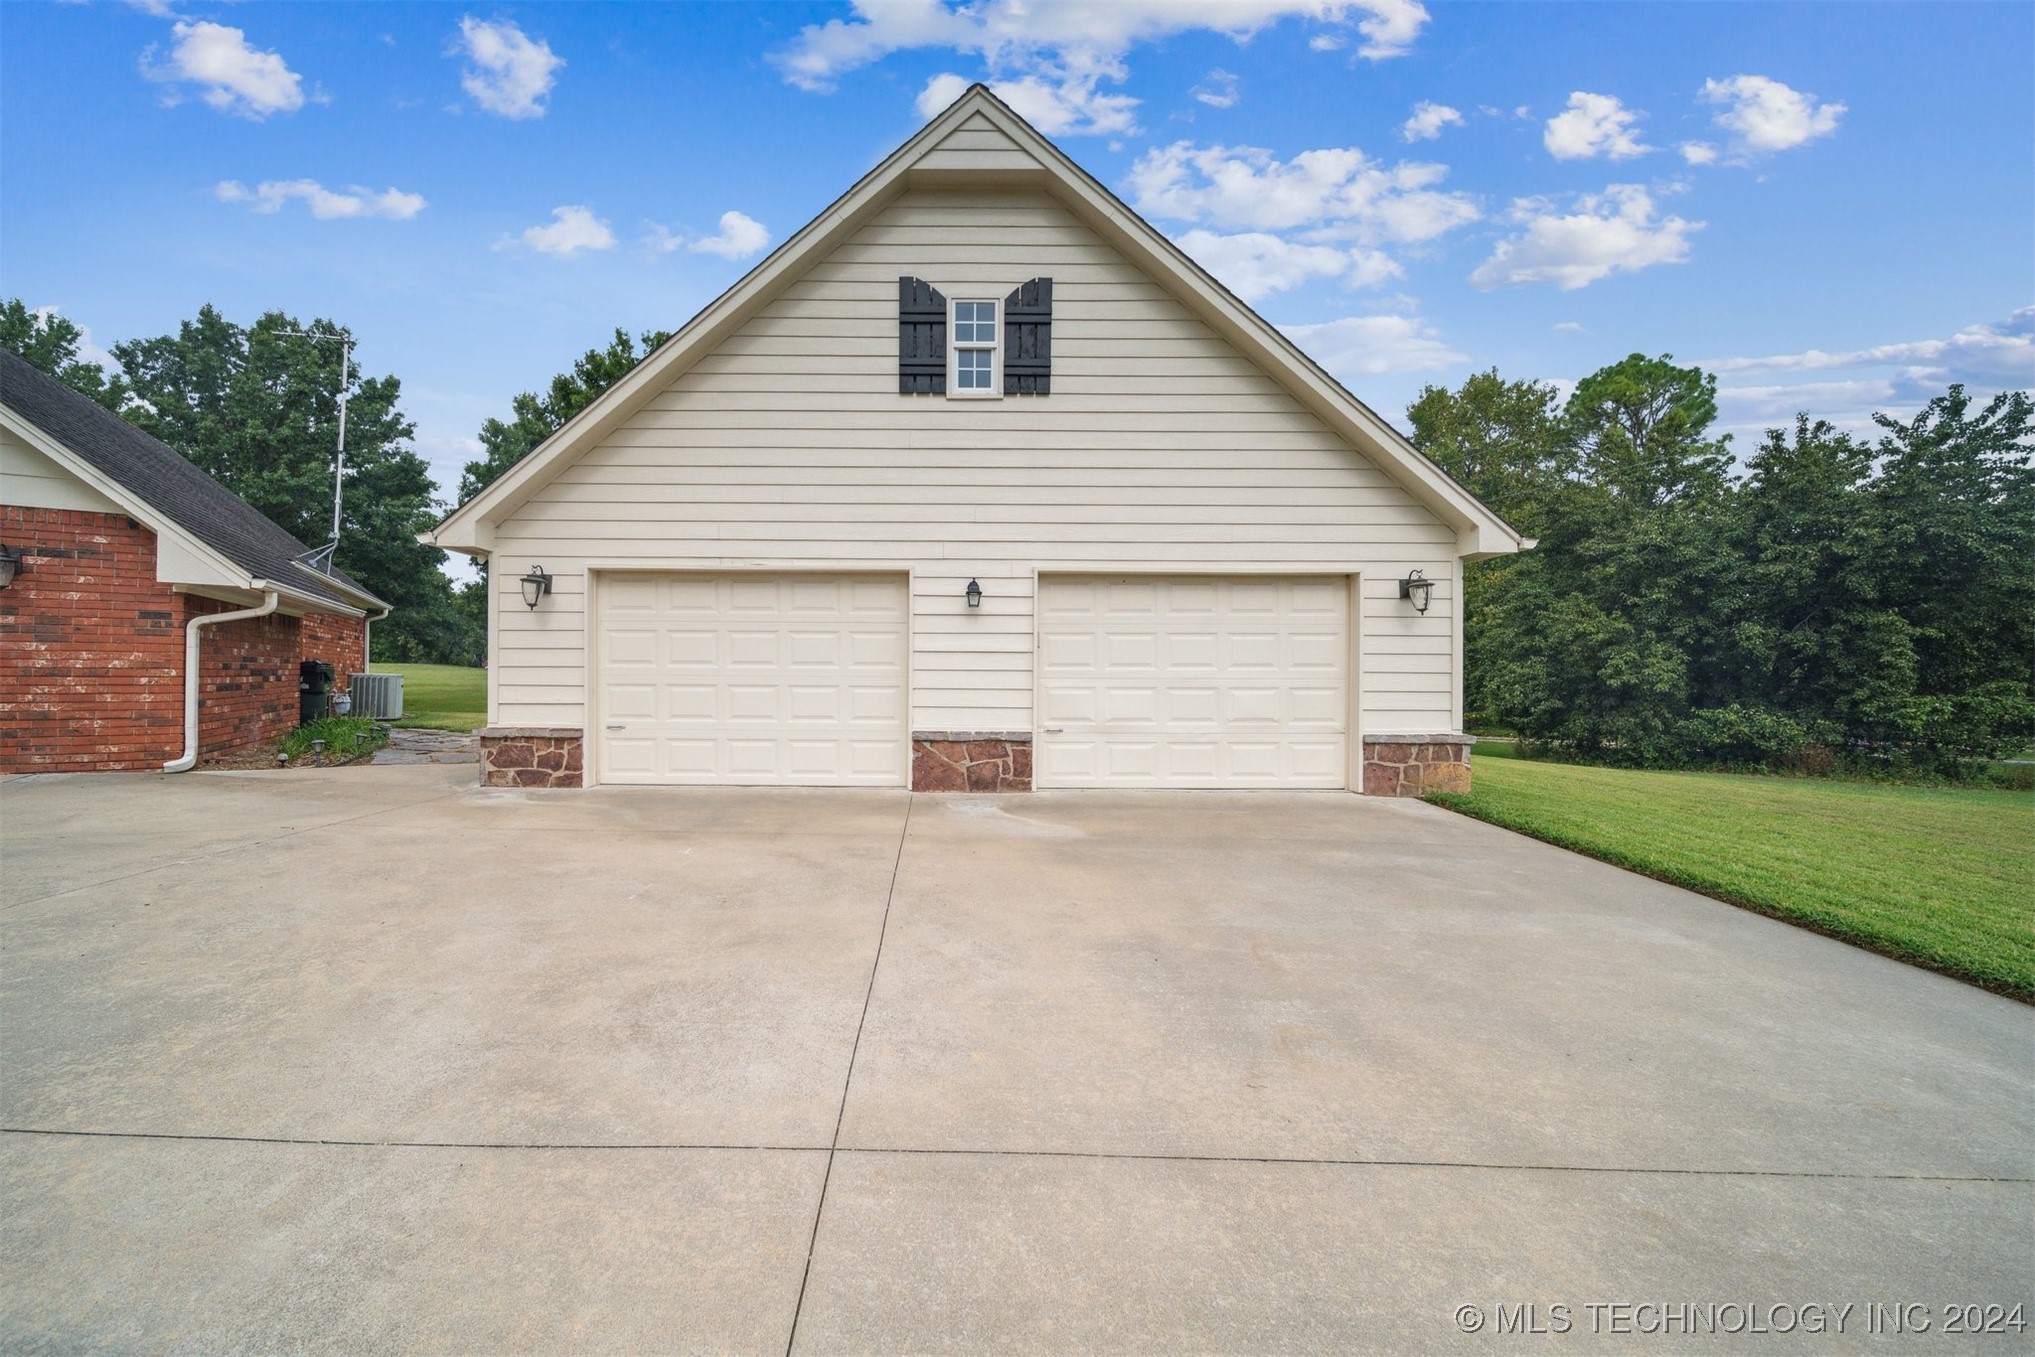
left=426, top=86, right=1525, bottom=560
left=288, top=558, right=386, bottom=610
left=427, top=94, right=999, bottom=549
left=977, top=107, right=1523, bottom=557
left=0, top=405, right=374, bottom=613
left=1, top=406, right=255, bottom=591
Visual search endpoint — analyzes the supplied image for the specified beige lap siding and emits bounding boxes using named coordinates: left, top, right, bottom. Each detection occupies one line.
left=489, top=186, right=1458, bottom=738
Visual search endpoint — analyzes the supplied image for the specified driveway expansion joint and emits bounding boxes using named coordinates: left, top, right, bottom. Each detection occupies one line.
left=784, top=791, right=915, bottom=1357
left=6, top=1128, right=2023, bottom=1186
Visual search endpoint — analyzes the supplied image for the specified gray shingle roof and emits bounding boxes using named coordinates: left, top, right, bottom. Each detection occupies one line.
left=0, top=347, right=383, bottom=611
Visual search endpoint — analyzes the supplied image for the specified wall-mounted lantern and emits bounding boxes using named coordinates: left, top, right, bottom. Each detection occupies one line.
left=519, top=564, right=553, bottom=610
left=0, top=544, right=22, bottom=589
left=965, top=578, right=983, bottom=609
left=1398, top=568, right=1434, bottom=614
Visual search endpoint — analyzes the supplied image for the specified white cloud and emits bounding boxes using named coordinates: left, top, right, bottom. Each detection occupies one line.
left=1175, top=229, right=1399, bottom=302
left=914, top=69, right=1138, bottom=135
left=688, top=210, right=773, bottom=260
left=1700, top=74, right=1844, bottom=157
left=1706, top=309, right=2035, bottom=388
left=1193, top=68, right=1240, bottom=109
left=454, top=16, right=562, bottom=119
left=214, top=179, right=425, bottom=220
left=1470, top=185, right=1700, bottom=291
left=1398, top=100, right=1462, bottom=142
left=776, top=2, right=1428, bottom=135
left=1281, top=314, right=1468, bottom=380
left=1124, top=140, right=1478, bottom=243
left=1679, top=140, right=1718, bottom=166
left=1542, top=91, right=1651, bottom=160
left=516, top=205, right=615, bottom=257
left=1309, top=34, right=1343, bottom=52
left=144, top=20, right=304, bottom=118
left=29, top=305, right=117, bottom=369
left=1552, top=321, right=1586, bottom=333
left=644, top=224, right=685, bottom=254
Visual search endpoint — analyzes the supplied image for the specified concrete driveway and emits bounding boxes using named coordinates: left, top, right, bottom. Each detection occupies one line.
left=2, top=764, right=2029, bottom=1353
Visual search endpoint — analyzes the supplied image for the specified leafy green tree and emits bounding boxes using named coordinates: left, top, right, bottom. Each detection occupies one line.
left=0, top=299, right=127, bottom=409
left=1436, top=350, right=2033, bottom=772
left=1851, top=388, right=2035, bottom=759
left=1563, top=353, right=1733, bottom=512
left=1408, top=370, right=1572, bottom=726
left=111, top=306, right=479, bottom=665
left=1407, top=368, right=1572, bottom=534
left=459, top=327, right=673, bottom=504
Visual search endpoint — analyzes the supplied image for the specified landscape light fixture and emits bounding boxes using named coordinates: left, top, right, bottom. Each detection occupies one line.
left=965, top=578, right=983, bottom=608
left=520, top=565, right=553, bottom=610
left=0, top=544, right=21, bottom=589
left=1398, top=568, right=1434, bottom=614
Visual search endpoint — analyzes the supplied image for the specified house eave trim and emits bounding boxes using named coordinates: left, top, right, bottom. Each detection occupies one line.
left=427, top=84, right=1525, bottom=558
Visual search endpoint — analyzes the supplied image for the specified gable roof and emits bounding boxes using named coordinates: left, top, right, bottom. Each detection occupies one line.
left=430, top=85, right=1526, bottom=560
left=0, top=347, right=384, bottom=612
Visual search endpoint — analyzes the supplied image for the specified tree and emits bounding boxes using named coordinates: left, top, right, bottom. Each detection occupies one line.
left=0, top=299, right=127, bottom=410
left=1425, top=352, right=2033, bottom=772
left=1408, top=370, right=1572, bottom=726
left=111, top=306, right=480, bottom=665
left=1562, top=353, right=1732, bottom=512
left=1407, top=369, right=1572, bottom=536
left=459, top=327, right=674, bottom=505
left=1851, top=387, right=2035, bottom=758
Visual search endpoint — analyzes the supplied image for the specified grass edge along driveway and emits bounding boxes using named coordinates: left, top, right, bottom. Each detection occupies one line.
left=1429, top=756, right=2034, bottom=1002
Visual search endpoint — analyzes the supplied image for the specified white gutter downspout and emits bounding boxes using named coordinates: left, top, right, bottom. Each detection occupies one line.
left=362, top=603, right=392, bottom=671
left=164, top=589, right=280, bottom=773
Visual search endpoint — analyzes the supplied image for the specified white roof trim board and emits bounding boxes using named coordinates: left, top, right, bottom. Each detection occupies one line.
left=428, top=85, right=1525, bottom=561
left=0, top=404, right=365, bottom=617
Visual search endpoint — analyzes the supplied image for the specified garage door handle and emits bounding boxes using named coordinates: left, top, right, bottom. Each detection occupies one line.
left=605, top=724, right=627, bottom=731
left=1043, top=727, right=1064, bottom=734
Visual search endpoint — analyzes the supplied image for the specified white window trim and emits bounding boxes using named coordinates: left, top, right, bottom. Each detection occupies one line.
left=947, top=297, right=1002, bottom=400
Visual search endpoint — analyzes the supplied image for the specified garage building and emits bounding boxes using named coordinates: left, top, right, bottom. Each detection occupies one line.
left=427, top=86, right=1524, bottom=794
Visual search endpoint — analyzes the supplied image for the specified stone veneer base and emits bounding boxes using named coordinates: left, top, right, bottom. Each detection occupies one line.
left=1362, top=732, right=1475, bottom=796
left=477, top=725, right=583, bottom=788
left=912, top=731, right=1032, bottom=792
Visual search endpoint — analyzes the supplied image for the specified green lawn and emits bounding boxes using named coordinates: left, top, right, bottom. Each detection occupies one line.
left=1429, top=756, right=2035, bottom=1000
left=372, top=663, right=487, bottom=733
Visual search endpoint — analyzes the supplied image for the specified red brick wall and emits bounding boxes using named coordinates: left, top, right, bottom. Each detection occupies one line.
left=300, top=610, right=366, bottom=695
left=0, top=505, right=330, bottom=772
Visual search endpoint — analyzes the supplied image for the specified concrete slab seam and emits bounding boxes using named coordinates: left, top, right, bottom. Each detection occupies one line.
left=783, top=791, right=916, bottom=1357
left=2, top=1128, right=2025, bottom=1185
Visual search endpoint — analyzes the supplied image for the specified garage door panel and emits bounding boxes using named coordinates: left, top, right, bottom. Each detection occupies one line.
left=606, top=684, right=658, bottom=721
left=597, top=573, right=907, bottom=786
left=1037, top=575, right=1348, bottom=790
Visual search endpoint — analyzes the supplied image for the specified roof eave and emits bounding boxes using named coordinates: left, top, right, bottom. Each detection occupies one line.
left=430, top=84, right=1525, bottom=558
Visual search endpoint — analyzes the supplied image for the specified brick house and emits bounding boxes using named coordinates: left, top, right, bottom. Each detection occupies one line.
left=1, top=349, right=388, bottom=773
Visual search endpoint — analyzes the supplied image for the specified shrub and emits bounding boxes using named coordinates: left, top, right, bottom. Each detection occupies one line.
left=281, top=716, right=389, bottom=763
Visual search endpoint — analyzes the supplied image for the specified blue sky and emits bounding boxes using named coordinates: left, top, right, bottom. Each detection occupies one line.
left=5, top=0, right=2030, bottom=559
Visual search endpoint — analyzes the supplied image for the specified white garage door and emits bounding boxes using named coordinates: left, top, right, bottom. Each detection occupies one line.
left=596, top=573, right=908, bottom=786
left=1036, top=575, right=1348, bottom=788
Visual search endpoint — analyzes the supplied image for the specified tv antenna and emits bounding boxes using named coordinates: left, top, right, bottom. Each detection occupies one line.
left=275, top=326, right=351, bottom=574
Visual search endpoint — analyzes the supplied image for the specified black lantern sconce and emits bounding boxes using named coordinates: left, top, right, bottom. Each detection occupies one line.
left=965, top=578, right=983, bottom=609
left=519, top=564, right=553, bottom=610
left=1398, top=568, right=1434, bottom=614
left=0, top=544, right=21, bottom=590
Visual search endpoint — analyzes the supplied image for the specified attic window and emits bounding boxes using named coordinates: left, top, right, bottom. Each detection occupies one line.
left=950, top=299, right=1000, bottom=397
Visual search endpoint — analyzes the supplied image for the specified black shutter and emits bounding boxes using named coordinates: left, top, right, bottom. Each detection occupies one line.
left=899, top=276, right=947, bottom=394
left=1003, top=277, right=1051, bottom=396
